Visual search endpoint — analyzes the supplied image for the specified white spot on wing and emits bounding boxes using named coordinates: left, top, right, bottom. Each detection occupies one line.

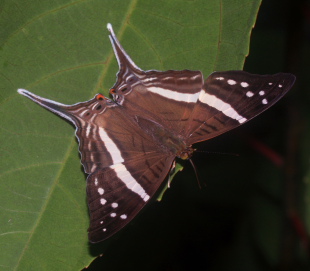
left=91, top=164, right=97, bottom=172
left=241, top=82, right=249, bottom=87
left=126, top=74, right=134, bottom=81
left=192, top=74, right=200, bottom=80
left=103, top=228, right=107, bottom=232
left=262, top=99, right=268, bottom=104
left=100, top=221, right=103, bottom=224
left=143, top=77, right=157, bottom=83
left=94, top=178, right=98, bottom=186
left=199, top=90, right=247, bottom=124
left=215, top=77, right=224, bottom=80
left=110, top=213, right=116, bottom=217
left=98, top=187, right=104, bottom=195
left=90, top=153, right=95, bottom=163
left=227, top=79, right=237, bottom=85
left=86, top=125, right=91, bottom=137
left=87, top=141, right=92, bottom=153
left=279, top=84, right=283, bottom=88
left=92, top=102, right=99, bottom=111
left=120, top=214, right=127, bottom=219
left=259, top=90, right=265, bottom=96
left=100, top=198, right=107, bottom=205
left=147, top=87, right=200, bottom=103
left=80, top=109, right=89, bottom=117
left=246, top=91, right=254, bottom=97
left=111, top=202, right=118, bottom=208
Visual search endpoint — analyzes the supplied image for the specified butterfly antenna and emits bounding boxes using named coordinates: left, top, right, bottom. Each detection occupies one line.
left=188, top=158, right=203, bottom=189
left=196, top=150, right=240, bottom=157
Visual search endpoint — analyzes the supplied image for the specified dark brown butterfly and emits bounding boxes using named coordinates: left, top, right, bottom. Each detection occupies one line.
left=18, top=23, right=295, bottom=242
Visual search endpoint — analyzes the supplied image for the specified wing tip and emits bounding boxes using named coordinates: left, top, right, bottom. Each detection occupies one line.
left=17, top=88, right=28, bottom=96
left=107, top=23, right=113, bottom=33
left=285, top=73, right=296, bottom=86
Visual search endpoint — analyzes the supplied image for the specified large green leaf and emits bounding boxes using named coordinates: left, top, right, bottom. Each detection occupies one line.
left=0, top=0, right=261, bottom=270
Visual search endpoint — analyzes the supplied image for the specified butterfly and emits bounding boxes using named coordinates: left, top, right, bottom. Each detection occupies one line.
left=18, top=23, right=295, bottom=242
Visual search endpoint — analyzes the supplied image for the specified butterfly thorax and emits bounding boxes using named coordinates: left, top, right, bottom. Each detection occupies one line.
left=135, top=115, right=191, bottom=157
left=177, top=146, right=194, bottom=160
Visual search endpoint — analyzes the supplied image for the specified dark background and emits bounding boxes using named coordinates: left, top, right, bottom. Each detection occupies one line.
left=85, top=0, right=310, bottom=270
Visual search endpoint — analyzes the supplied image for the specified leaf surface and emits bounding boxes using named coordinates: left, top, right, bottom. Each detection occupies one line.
left=0, top=0, right=261, bottom=269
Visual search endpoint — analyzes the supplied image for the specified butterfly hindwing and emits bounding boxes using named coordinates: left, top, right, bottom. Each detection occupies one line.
left=87, top=155, right=174, bottom=242
left=18, top=89, right=177, bottom=243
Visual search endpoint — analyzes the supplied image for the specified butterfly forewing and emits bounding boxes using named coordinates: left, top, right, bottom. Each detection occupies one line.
left=108, top=24, right=204, bottom=136
left=186, top=71, right=295, bottom=144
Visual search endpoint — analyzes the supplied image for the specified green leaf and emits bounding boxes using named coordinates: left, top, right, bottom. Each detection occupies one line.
left=0, top=0, right=261, bottom=270
left=156, top=163, right=184, bottom=202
